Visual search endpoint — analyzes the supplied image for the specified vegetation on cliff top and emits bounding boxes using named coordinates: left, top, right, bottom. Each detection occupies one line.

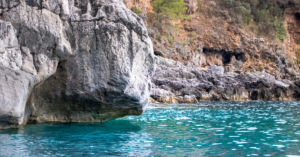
left=131, top=6, right=142, bottom=15
left=222, top=0, right=286, bottom=40
left=150, top=0, right=190, bottom=25
left=148, top=0, right=287, bottom=40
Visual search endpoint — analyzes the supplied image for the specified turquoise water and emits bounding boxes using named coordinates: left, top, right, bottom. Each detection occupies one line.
left=1, top=102, right=300, bottom=156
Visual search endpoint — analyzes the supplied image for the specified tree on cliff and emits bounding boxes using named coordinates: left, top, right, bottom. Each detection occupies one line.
left=151, top=0, right=189, bottom=24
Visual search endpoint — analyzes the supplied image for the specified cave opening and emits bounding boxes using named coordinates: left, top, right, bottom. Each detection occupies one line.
left=235, top=53, right=247, bottom=62
left=295, top=12, right=300, bottom=21
left=203, top=48, right=209, bottom=53
left=154, top=51, right=164, bottom=57
left=202, top=48, right=247, bottom=66
left=222, top=51, right=231, bottom=65
left=203, top=48, right=234, bottom=65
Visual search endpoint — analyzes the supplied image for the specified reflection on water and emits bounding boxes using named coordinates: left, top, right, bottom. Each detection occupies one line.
left=1, top=101, right=300, bottom=156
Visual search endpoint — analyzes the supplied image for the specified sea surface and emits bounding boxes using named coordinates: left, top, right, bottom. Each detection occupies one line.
left=1, top=101, right=300, bottom=157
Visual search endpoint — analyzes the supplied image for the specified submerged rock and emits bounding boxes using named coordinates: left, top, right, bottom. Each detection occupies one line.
left=151, top=57, right=300, bottom=103
left=0, top=0, right=156, bottom=129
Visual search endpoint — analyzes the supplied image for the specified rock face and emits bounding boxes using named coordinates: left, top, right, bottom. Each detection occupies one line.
left=125, top=0, right=300, bottom=82
left=0, top=0, right=156, bottom=129
left=151, top=57, right=300, bottom=103
left=122, top=0, right=300, bottom=102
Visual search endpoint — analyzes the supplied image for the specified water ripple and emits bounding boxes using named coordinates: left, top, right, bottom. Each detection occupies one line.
left=1, top=101, right=300, bottom=156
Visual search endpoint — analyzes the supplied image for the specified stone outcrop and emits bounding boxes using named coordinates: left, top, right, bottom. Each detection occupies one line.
left=0, top=0, right=156, bottom=129
left=123, top=0, right=300, bottom=102
left=125, top=0, right=300, bottom=82
left=151, top=57, right=300, bottom=103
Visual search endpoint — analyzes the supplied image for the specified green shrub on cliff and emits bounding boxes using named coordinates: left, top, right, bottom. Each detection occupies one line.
left=131, top=6, right=142, bottom=15
left=167, top=36, right=174, bottom=45
left=258, top=65, right=264, bottom=72
left=276, top=24, right=286, bottom=41
left=223, top=0, right=286, bottom=40
left=151, top=0, right=190, bottom=24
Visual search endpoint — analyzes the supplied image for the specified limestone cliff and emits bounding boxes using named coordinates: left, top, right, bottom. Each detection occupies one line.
left=0, top=0, right=156, bottom=129
left=125, top=0, right=300, bottom=79
left=125, top=0, right=300, bottom=102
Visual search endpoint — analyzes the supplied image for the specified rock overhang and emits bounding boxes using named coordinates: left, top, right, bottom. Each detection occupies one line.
left=0, top=0, right=156, bottom=129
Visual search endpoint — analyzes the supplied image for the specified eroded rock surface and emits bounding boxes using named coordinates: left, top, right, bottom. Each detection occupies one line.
left=125, top=0, right=300, bottom=82
left=151, top=57, right=300, bottom=103
left=0, top=0, right=155, bottom=129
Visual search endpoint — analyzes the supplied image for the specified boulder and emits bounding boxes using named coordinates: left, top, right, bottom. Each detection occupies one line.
left=0, top=0, right=156, bottom=129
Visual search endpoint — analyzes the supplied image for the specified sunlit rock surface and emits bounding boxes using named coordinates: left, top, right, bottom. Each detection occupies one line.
left=0, top=0, right=156, bottom=129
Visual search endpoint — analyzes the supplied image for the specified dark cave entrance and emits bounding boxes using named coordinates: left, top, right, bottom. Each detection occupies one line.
left=203, top=48, right=209, bottom=53
left=154, top=51, right=164, bottom=57
left=202, top=48, right=246, bottom=65
left=295, top=12, right=300, bottom=21
left=203, top=48, right=232, bottom=65
left=222, top=51, right=231, bottom=64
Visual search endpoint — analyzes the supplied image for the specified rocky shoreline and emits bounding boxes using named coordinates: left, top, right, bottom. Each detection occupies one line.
left=150, top=57, right=300, bottom=103
left=1, top=0, right=300, bottom=130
